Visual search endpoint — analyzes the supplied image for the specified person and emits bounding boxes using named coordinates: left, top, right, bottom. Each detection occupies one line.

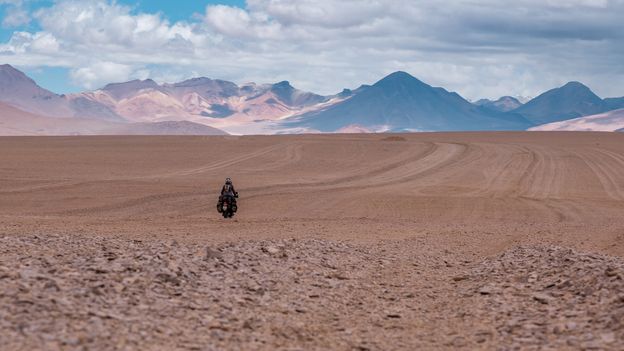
left=218, top=177, right=238, bottom=208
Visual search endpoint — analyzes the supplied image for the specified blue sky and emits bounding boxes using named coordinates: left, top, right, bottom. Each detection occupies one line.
left=115, top=0, right=245, bottom=22
left=1, top=0, right=623, bottom=100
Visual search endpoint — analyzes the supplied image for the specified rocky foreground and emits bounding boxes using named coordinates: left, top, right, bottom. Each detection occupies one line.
left=1, top=234, right=623, bottom=350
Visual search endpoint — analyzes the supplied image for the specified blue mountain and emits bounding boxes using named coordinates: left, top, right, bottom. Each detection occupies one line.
left=604, top=97, right=624, bottom=111
left=474, top=96, right=523, bottom=112
left=511, top=82, right=607, bottom=125
left=284, top=71, right=532, bottom=132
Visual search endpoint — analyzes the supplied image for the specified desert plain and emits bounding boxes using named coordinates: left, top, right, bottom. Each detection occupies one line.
left=1, top=132, right=624, bottom=350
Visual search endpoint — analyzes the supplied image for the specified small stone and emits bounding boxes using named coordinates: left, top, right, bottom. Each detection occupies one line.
left=605, top=268, right=618, bottom=277
left=328, top=271, right=349, bottom=280
left=479, top=286, right=493, bottom=295
left=600, top=332, right=615, bottom=344
left=532, top=292, right=554, bottom=304
left=452, top=275, right=469, bottom=282
left=155, top=272, right=180, bottom=285
left=566, top=322, right=577, bottom=331
left=205, top=248, right=222, bottom=260
left=552, top=324, right=565, bottom=334
left=262, top=246, right=280, bottom=255
left=581, top=341, right=602, bottom=350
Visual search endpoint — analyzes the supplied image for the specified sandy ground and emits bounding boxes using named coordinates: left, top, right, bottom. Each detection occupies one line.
left=1, top=132, right=624, bottom=350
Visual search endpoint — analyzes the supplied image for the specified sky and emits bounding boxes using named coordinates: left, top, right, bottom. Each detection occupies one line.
left=0, top=0, right=623, bottom=100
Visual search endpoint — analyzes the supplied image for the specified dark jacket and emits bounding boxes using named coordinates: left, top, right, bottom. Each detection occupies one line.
left=221, top=183, right=237, bottom=197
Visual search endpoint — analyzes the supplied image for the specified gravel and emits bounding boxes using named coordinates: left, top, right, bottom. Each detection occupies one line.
left=1, top=234, right=623, bottom=350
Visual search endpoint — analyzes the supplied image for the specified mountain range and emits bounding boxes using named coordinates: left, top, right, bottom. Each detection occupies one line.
left=474, top=96, right=523, bottom=112
left=0, top=64, right=623, bottom=135
left=283, top=72, right=532, bottom=132
left=513, top=82, right=613, bottom=125
left=0, top=100, right=226, bottom=136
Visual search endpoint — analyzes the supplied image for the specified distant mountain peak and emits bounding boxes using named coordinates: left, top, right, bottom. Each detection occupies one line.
left=384, top=71, right=414, bottom=80
left=513, top=81, right=604, bottom=125
left=374, top=71, right=427, bottom=89
left=474, top=96, right=523, bottom=112
left=103, top=79, right=159, bottom=91
left=562, top=81, right=586, bottom=87
left=286, top=71, right=532, bottom=132
left=173, top=77, right=215, bottom=87
left=269, top=80, right=325, bottom=107
left=499, top=95, right=520, bottom=101
left=271, top=81, right=294, bottom=90
left=560, top=81, right=591, bottom=91
left=0, top=63, right=21, bottom=72
left=0, top=64, right=35, bottom=85
left=337, top=88, right=353, bottom=98
left=0, top=63, right=21, bottom=73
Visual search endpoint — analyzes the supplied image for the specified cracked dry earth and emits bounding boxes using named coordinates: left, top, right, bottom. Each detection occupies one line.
left=2, top=132, right=624, bottom=350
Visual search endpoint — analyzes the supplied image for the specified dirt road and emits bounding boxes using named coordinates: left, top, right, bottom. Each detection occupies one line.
left=1, top=132, right=623, bottom=349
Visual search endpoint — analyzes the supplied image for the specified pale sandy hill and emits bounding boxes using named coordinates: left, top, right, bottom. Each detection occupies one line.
left=334, top=124, right=373, bottom=133
left=0, top=102, right=227, bottom=136
left=100, top=120, right=228, bottom=135
left=530, top=108, right=624, bottom=131
left=0, top=102, right=112, bottom=135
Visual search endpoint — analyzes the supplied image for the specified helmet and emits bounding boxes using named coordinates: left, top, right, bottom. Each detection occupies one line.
left=225, top=177, right=232, bottom=184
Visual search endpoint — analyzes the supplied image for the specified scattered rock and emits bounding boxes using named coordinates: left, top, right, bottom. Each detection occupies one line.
left=328, top=271, right=350, bottom=280
left=262, top=246, right=281, bottom=255
left=2, top=235, right=623, bottom=350
left=465, top=245, right=624, bottom=350
left=600, top=332, right=615, bottom=344
left=532, top=293, right=554, bottom=304
left=205, top=247, right=222, bottom=260
left=478, top=286, right=494, bottom=295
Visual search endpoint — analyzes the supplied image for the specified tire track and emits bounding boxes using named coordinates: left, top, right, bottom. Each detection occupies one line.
left=574, top=149, right=624, bottom=201
left=465, top=143, right=532, bottom=198
left=517, top=145, right=565, bottom=199
left=39, top=137, right=624, bottom=218
left=146, top=142, right=294, bottom=178
left=51, top=142, right=439, bottom=216
left=237, top=141, right=439, bottom=193
left=244, top=141, right=470, bottom=199
left=591, top=148, right=624, bottom=199
left=0, top=143, right=294, bottom=195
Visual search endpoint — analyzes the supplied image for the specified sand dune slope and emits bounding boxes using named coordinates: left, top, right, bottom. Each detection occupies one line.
left=530, top=108, right=624, bottom=131
left=0, top=102, right=112, bottom=135
left=0, top=102, right=227, bottom=136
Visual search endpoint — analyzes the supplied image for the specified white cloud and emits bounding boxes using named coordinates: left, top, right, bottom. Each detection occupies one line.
left=70, top=61, right=134, bottom=89
left=29, top=32, right=59, bottom=53
left=246, top=0, right=387, bottom=28
left=1, top=0, right=30, bottom=27
left=199, top=0, right=624, bottom=98
left=544, top=0, right=609, bottom=8
left=0, top=0, right=623, bottom=99
left=34, top=1, right=200, bottom=49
